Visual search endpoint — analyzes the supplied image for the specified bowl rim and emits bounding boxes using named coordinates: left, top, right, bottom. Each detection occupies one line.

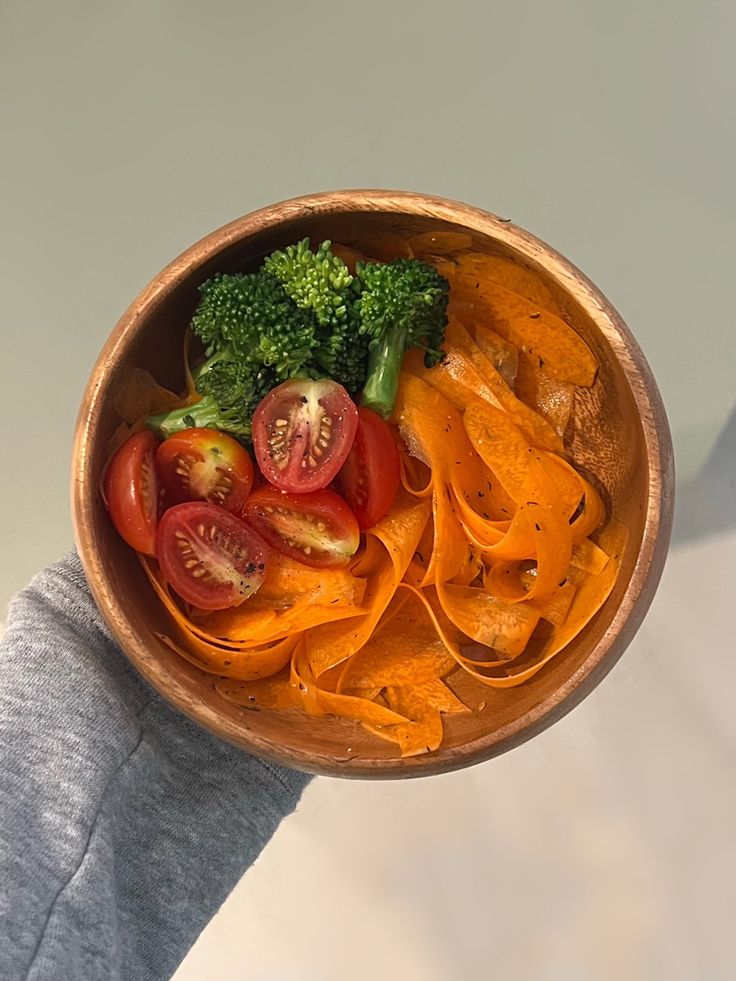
left=71, top=189, right=674, bottom=778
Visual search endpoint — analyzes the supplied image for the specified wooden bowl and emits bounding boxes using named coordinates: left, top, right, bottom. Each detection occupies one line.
left=71, top=190, right=673, bottom=777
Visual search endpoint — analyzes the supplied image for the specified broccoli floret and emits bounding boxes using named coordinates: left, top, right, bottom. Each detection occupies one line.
left=190, top=272, right=259, bottom=354
left=314, top=325, right=369, bottom=394
left=357, top=259, right=449, bottom=418
left=146, top=355, right=277, bottom=441
left=265, top=239, right=369, bottom=392
left=264, top=238, right=354, bottom=329
left=147, top=269, right=317, bottom=440
left=192, top=271, right=317, bottom=376
left=199, top=355, right=278, bottom=417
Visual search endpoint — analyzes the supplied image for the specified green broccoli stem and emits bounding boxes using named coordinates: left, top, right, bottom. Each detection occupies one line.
left=145, top=395, right=251, bottom=441
left=359, top=327, right=409, bottom=419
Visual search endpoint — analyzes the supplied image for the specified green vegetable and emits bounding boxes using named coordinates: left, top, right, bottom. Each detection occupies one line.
left=264, top=239, right=369, bottom=391
left=145, top=240, right=448, bottom=441
left=357, top=258, right=449, bottom=418
left=192, top=271, right=318, bottom=377
left=146, top=268, right=318, bottom=441
left=146, top=356, right=278, bottom=440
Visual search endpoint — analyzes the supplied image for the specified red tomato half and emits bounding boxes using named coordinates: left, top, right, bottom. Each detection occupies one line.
left=155, top=428, right=254, bottom=513
left=252, top=379, right=358, bottom=493
left=335, top=408, right=400, bottom=530
left=104, top=430, right=160, bottom=556
left=156, top=502, right=269, bottom=610
left=243, top=486, right=360, bottom=569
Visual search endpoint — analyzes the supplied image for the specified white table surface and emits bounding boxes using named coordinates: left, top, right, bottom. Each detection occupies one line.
left=2, top=2, right=734, bottom=977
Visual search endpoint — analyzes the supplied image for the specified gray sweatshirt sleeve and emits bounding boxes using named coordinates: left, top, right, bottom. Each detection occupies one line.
left=0, top=552, right=312, bottom=981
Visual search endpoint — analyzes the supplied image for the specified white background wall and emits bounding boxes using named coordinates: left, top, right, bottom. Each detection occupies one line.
left=2, top=3, right=734, bottom=978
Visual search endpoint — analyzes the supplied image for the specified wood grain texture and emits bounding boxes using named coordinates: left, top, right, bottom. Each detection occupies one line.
left=70, top=190, right=674, bottom=778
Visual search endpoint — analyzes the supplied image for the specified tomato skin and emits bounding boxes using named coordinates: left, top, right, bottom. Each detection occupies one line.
left=155, top=428, right=253, bottom=514
left=104, top=430, right=160, bottom=556
left=243, top=486, right=360, bottom=569
left=156, top=502, right=269, bottom=610
left=252, top=379, right=358, bottom=494
left=335, top=408, right=400, bottom=530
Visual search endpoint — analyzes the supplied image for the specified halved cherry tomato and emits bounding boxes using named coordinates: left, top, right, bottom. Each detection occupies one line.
left=252, top=379, right=358, bottom=494
left=155, top=428, right=254, bottom=514
left=104, top=430, right=160, bottom=556
left=335, top=408, right=400, bottom=530
left=156, top=502, right=269, bottom=610
left=243, top=486, right=360, bottom=569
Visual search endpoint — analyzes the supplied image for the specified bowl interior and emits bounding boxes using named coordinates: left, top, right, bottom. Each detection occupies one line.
left=75, top=200, right=662, bottom=777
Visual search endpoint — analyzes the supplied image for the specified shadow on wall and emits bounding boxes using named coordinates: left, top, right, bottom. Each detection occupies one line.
left=671, top=407, right=736, bottom=546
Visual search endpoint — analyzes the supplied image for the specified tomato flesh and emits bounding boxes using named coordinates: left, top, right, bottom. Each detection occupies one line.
left=335, top=408, right=400, bottom=530
left=156, top=502, right=269, bottom=610
left=104, top=430, right=160, bottom=556
left=243, top=486, right=360, bottom=569
left=252, top=379, right=358, bottom=494
left=155, top=428, right=254, bottom=513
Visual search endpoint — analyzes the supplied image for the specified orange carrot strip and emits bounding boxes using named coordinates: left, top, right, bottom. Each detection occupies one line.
left=215, top=670, right=298, bottom=709
left=473, top=324, right=519, bottom=387
left=437, top=252, right=564, bottom=316
left=445, top=272, right=596, bottom=386
left=528, top=581, right=577, bottom=628
left=338, top=592, right=456, bottom=692
left=141, top=554, right=365, bottom=649
left=380, top=678, right=469, bottom=757
left=464, top=399, right=572, bottom=601
left=399, top=517, right=625, bottom=689
left=515, top=352, right=574, bottom=438
left=291, top=641, right=410, bottom=727
left=571, top=538, right=610, bottom=575
left=437, top=582, right=540, bottom=657
left=398, top=448, right=433, bottom=498
left=305, top=494, right=432, bottom=678
left=157, top=631, right=295, bottom=682
left=405, top=321, right=563, bottom=452
left=202, top=555, right=367, bottom=643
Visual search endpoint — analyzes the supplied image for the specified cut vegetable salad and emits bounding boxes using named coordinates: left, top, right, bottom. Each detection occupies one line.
left=102, top=234, right=625, bottom=757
